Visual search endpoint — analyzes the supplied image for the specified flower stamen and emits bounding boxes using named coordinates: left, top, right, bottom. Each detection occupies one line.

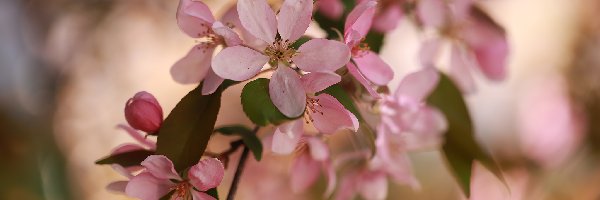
left=264, top=38, right=297, bottom=64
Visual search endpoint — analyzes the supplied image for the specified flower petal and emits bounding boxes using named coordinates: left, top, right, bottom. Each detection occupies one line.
left=272, top=120, right=304, bottom=154
left=140, top=155, right=182, bottom=181
left=291, top=152, right=321, bottom=193
left=334, top=171, right=359, bottom=200
left=106, top=181, right=129, bottom=193
left=212, top=21, right=242, bottom=46
left=418, top=38, right=442, bottom=67
left=177, top=0, right=215, bottom=38
left=344, top=0, right=377, bottom=37
left=323, top=162, right=337, bottom=198
left=352, top=50, right=394, bottom=85
left=318, top=0, right=344, bottom=20
left=311, top=94, right=358, bottom=134
left=116, top=124, right=156, bottom=149
left=461, top=7, right=508, bottom=81
left=111, top=143, right=146, bottom=155
left=212, top=46, right=268, bottom=81
left=201, top=68, right=225, bottom=95
left=192, top=190, right=217, bottom=200
left=277, top=0, right=313, bottom=42
left=357, top=171, right=388, bottom=200
left=372, top=5, right=403, bottom=33
left=293, top=39, right=351, bottom=72
left=237, top=0, right=277, bottom=43
left=188, top=158, right=225, bottom=191
left=449, top=43, right=477, bottom=93
left=417, top=0, right=447, bottom=28
left=171, top=44, right=215, bottom=84
left=347, top=62, right=380, bottom=98
left=125, top=172, right=175, bottom=200
left=300, top=72, right=341, bottom=94
left=395, top=67, right=440, bottom=102
left=307, top=137, right=329, bottom=161
left=221, top=5, right=269, bottom=50
left=269, top=66, right=306, bottom=118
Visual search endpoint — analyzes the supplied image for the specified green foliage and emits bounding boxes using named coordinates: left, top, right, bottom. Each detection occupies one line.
left=95, top=149, right=154, bottom=167
left=206, top=188, right=219, bottom=199
left=427, top=72, right=505, bottom=197
left=241, top=78, right=293, bottom=126
left=155, top=82, right=231, bottom=172
left=215, top=125, right=263, bottom=161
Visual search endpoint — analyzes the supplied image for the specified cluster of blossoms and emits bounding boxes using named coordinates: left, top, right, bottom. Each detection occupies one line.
left=97, top=0, right=508, bottom=199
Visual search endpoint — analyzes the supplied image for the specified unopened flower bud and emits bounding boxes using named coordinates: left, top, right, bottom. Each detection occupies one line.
left=124, top=91, right=163, bottom=134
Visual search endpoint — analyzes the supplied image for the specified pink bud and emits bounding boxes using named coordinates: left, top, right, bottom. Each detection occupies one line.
left=124, top=91, right=163, bottom=134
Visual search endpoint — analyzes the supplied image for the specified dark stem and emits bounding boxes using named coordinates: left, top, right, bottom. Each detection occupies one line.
left=226, top=126, right=258, bottom=200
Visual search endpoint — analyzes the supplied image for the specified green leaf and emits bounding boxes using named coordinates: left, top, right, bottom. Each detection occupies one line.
left=95, top=150, right=154, bottom=167
left=215, top=125, right=263, bottom=161
left=206, top=188, right=219, bottom=199
left=241, top=78, right=293, bottom=126
left=155, top=82, right=229, bottom=172
left=426, top=72, right=505, bottom=197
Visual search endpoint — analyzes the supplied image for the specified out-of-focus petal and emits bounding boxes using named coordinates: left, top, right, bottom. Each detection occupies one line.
left=417, top=0, right=447, bottom=28
left=395, top=67, right=440, bottom=102
left=344, top=0, right=377, bottom=37
left=110, top=143, right=146, bottom=155
left=318, top=0, right=344, bottom=20
left=192, top=190, right=217, bottom=200
left=237, top=0, right=277, bottom=43
left=311, top=94, right=358, bottom=134
left=212, top=21, right=242, bottom=46
left=140, top=155, right=182, bottom=181
left=177, top=0, right=215, bottom=38
left=269, top=66, right=307, bottom=117
left=293, top=39, right=351, bottom=72
left=307, top=137, right=329, bottom=161
left=112, top=164, right=134, bottom=179
left=300, top=72, right=341, bottom=94
left=323, top=162, right=337, bottom=198
left=125, top=172, right=175, bottom=200
left=106, top=181, right=129, bottom=193
left=278, top=0, right=313, bottom=42
left=171, top=44, right=215, bottom=84
left=461, top=7, right=508, bottom=81
left=188, top=158, right=225, bottom=191
left=116, top=124, right=156, bottom=149
left=449, top=43, right=477, bottom=93
left=291, top=152, right=321, bottom=193
left=212, top=46, right=268, bottom=81
left=357, top=171, right=388, bottom=200
left=353, top=50, right=394, bottom=85
left=334, top=171, right=359, bottom=200
left=418, top=38, right=442, bottom=67
left=404, top=107, right=446, bottom=150
left=347, top=62, right=380, bottom=98
left=372, top=5, right=403, bottom=33
left=272, top=120, right=304, bottom=154
left=201, top=68, right=225, bottom=95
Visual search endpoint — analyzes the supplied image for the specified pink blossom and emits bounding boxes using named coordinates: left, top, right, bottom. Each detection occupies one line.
left=125, top=155, right=225, bottom=200
left=290, top=137, right=337, bottom=195
left=212, top=0, right=351, bottom=117
left=317, top=0, right=344, bottom=20
left=124, top=91, right=163, bottom=134
left=171, top=0, right=244, bottom=95
left=417, top=0, right=509, bottom=93
left=344, top=0, right=394, bottom=98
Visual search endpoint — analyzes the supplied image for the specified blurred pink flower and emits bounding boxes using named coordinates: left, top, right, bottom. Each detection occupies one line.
left=125, top=155, right=225, bottom=200
left=344, top=0, right=394, bottom=98
left=417, top=0, right=508, bottom=93
left=318, top=0, right=404, bottom=32
left=290, top=137, right=337, bottom=196
left=171, top=0, right=244, bottom=94
left=317, top=0, right=344, bottom=20
left=212, top=0, right=351, bottom=117
left=470, top=163, right=531, bottom=200
left=518, top=75, right=584, bottom=169
left=124, top=91, right=163, bottom=134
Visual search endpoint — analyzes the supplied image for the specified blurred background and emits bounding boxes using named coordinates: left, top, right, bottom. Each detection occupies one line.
left=1, top=0, right=599, bottom=199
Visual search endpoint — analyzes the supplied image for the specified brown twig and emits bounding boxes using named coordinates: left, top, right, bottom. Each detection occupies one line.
left=226, top=126, right=259, bottom=200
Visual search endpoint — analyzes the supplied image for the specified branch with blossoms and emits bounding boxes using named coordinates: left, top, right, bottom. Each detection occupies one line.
left=95, top=0, right=509, bottom=199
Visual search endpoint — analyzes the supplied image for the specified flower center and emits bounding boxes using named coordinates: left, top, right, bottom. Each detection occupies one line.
left=303, top=97, right=324, bottom=124
left=351, top=39, right=370, bottom=57
left=171, top=181, right=193, bottom=200
left=264, top=38, right=297, bottom=65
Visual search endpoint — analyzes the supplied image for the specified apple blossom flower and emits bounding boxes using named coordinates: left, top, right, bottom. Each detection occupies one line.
left=171, top=0, right=245, bottom=95
left=317, top=0, right=344, bottom=20
left=212, top=0, right=351, bottom=117
left=124, top=91, right=163, bottom=134
left=289, top=137, right=337, bottom=195
left=417, top=0, right=508, bottom=93
left=344, top=0, right=394, bottom=98
left=125, top=155, right=225, bottom=200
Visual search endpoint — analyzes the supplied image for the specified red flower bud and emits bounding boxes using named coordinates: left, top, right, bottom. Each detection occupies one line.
left=124, top=91, right=163, bottom=134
